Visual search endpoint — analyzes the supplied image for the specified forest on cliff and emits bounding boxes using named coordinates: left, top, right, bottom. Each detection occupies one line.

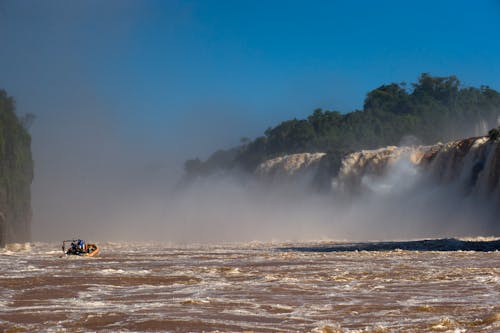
left=0, top=90, right=33, bottom=246
left=185, top=74, right=500, bottom=178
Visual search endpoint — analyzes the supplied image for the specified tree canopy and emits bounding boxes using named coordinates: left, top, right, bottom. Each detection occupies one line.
left=185, top=74, right=500, bottom=177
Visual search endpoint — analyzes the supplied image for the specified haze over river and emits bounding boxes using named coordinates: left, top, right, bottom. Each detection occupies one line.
left=1, top=240, right=499, bottom=332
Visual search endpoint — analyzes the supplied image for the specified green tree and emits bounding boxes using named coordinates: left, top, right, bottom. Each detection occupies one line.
left=488, top=127, right=500, bottom=141
left=183, top=74, right=500, bottom=177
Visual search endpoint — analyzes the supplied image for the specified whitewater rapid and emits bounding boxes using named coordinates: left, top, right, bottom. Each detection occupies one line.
left=1, top=240, right=499, bottom=332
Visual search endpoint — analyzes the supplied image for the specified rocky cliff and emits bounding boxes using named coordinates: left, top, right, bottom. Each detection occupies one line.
left=0, top=90, right=33, bottom=247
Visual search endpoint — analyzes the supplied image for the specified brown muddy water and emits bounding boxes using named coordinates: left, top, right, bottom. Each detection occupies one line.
left=0, top=240, right=499, bottom=332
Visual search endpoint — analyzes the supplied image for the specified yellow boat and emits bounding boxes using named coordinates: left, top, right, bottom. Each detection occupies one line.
left=62, top=239, right=100, bottom=257
left=84, top=243, right=100, bottom=257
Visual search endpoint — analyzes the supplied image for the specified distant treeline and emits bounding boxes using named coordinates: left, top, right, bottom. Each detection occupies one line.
left=184, top=74, right=500, bottom=178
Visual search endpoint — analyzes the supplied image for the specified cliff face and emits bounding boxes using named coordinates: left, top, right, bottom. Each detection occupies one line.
left=0, top=91, right=33, bottom=247
left=255, top=136, right=500, bottom=204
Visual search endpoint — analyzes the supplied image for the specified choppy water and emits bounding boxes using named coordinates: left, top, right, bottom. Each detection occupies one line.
left=1, top=240, right=499, bottom=332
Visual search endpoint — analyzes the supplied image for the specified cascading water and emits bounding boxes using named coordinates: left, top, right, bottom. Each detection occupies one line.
left=255, top=135, right=499, bottom=235
left=329, top=136, right=499, bottom=202
left=255, top=152, right=326, bottom=177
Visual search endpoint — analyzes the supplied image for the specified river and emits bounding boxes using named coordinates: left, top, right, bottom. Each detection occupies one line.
left=1, top=240, right=499, bottom=332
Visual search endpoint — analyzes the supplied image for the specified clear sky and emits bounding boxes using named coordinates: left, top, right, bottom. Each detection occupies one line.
left=1, top=0, right=500, bottom=240
left=2, top=1, right=500, bottom=155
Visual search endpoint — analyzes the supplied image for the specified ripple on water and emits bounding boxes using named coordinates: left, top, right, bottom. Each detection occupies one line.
left=0, top=241, right=499, bottom=332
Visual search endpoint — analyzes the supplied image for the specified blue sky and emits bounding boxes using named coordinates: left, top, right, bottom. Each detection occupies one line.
left=2, top=1, right=500, bottom=156
left=1, top=0, right=500, bottom=239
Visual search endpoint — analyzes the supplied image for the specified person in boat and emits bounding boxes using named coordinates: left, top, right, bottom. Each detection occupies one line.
left=70, top=240, right=78, bottom=254
left=65, top=239, right=87, bottom=255
left=78, top=239, right=85, bottom=252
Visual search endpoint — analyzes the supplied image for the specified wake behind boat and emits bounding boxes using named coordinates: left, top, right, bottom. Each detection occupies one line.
left=62, top=239, right=100, bottom=257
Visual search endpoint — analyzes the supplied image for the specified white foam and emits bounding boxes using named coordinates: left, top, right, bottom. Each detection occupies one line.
left=222, top=308, right=260, bottom=316
left=96, top=268, right=152, bottom=276
left=473, top=275, right=500, bottom=284
left=1, top=241, right=499, bottom=331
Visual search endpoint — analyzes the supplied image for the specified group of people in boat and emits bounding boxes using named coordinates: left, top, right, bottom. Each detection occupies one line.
left=63, top=239, right=97, bottom=255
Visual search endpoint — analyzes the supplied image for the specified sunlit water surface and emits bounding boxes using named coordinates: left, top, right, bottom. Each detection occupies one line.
left=1, top=241, right=499, bottom=332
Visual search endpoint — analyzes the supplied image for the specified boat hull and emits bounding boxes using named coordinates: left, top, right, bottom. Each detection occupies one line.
left=83, top=244, right=100, bottom=257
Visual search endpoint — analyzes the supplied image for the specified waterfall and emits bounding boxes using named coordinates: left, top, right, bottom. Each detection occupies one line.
left=254, top=136, right=499, bottom=203
left=255, top=153, right=326, bottom=178
left=332, top=137, right=499, bottom=203
left=424, top=137, right=499, bottom=198
left=474, top=119, right=489, bottom=137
